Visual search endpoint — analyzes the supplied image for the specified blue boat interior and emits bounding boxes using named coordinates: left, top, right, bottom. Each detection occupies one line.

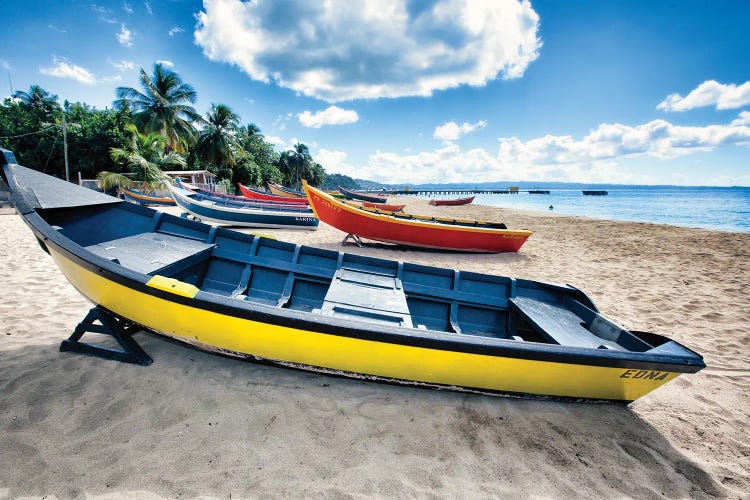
left=38, top=199, right=690, bottom=356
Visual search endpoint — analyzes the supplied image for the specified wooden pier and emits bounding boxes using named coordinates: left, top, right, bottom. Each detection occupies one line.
left=369, top=188, right=550, bottom=195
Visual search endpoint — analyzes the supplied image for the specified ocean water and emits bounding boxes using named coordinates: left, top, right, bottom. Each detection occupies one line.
left=445, top=186, right=749, bottom=233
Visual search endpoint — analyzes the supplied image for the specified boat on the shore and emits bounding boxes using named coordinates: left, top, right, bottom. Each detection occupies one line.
left=362, top=201, right=406, bottom=212
left=177, top=179, right=308, bottom=210
left=338, top=186, right=388, bottom=203
left=1, top=149, right=705, bottom=402
left=305, top=182, right=532, bottom=253
left=121, top=186, right=176, bottom=206
left=238, top=183, right=310, bottom=205
left=169, top=184, right=318, bottom=229
left=428, top=196, right=475, bottom=206
left=268, top=183, right=306, bottom=199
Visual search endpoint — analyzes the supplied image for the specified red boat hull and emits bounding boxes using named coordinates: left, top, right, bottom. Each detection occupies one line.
left=429, top=196, right=475, bottom=206
left=362, top=201, right=406, bottom=212
left=303, top=183, right=531, bottom=253
left=238, top=183, right=309, bottom=205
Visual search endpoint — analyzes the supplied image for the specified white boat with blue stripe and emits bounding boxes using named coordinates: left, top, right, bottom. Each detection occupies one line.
left=168, top=185, right=319, bottom=230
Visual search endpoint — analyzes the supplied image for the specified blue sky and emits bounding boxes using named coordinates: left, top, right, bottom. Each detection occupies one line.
left=2, top=0, right=749, bottom=186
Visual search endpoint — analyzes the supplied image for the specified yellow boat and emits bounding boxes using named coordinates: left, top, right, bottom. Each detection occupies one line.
left=1, top=150, right=705, bottom=403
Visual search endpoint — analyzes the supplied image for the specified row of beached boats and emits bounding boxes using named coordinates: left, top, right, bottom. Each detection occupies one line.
left=0, top=148, right=705, bottom=403
left=119, top=179, right=528, bottom=253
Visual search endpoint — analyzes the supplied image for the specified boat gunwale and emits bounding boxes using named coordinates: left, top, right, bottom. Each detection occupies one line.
left=21, top=204, right=704, bottom=374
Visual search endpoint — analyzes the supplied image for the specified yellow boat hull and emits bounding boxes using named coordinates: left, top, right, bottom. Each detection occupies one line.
left=49, top=246, right=680, bottom=402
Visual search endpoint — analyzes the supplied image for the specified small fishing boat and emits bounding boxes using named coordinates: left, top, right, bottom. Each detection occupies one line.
left=268, top=183, right=306, bottom=199
left=169, top=185, right=318, bottom=229
left=305, top=182, right=531, bottom=253
left=338, top=186, right=388, bottom=203
left=121, top=186, right=176, bottom=206
left=238, top=183, right=310, bottom=205
left=583, top=190, right=608, bottom=196
left=428, top=196, right=475, bottom=206
left=362, top=201, right=406, bottom=212
left=324, top=189, right=347, bottom=199
left=1, top=149, right=705, bottom=403
left=177, top=179, right=308, bottom=210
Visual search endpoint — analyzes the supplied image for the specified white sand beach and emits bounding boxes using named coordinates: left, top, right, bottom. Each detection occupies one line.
left=1, top=199, right=748, bottom=498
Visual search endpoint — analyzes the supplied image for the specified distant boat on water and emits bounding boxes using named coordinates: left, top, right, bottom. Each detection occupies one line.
left=582, top=190, right=608, bottom=196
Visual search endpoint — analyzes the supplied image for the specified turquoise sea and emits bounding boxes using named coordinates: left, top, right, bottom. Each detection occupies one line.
left=427, top=186, right=750, bottom=233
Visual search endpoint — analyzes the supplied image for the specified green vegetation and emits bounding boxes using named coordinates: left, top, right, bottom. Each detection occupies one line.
left=0, top=64, right=338, bottom=191
left=98, top=124, right=184, bottom=192
left=322, top=173, right=360, bottom=190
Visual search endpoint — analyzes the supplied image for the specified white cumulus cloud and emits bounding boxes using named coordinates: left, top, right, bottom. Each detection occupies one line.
left=342, top=118, right=750, bottom=184
left=298, top=106, right=359, bottom=128
left=433, top=120, right=487, bottom=141
left=265, top=136, right=287, bottom=148
left=657, top=80, right=750, bottom=111
left=39, top=57, right=96, bottom=85
left=731, top=111, right=750, bottom=126
left=107, top=58, right=136, bottom=71
left=156, top=59, right=174, bottom=68
left=316, top=149, right=348, bottom=169
left=117, top=24, right=133, bottom=47
left=168, top=27, right=184, bottom=36
left=194, top=0, right=541, bottom=102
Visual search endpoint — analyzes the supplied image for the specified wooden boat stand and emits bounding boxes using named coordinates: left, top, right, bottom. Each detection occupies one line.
left=60, top=306, right=152, bottom=366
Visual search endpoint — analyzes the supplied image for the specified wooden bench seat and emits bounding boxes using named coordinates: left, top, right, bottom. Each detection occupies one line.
left=85, top=232, right=215, bottom=276
left=509, top=296, right=625, bottom=350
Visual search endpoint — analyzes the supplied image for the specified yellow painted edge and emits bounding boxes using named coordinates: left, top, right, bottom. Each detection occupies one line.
left=146, top=275, right=199, bottom=298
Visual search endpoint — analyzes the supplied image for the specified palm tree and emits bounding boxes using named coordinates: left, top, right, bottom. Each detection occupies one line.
left=98, top=124, right=185, bottom=192
left=12, top=85, right=61, bottom=117
left=288, top=142, right=313, bottom=189
left=242, top=123, right=262, bottom=138
left=114, top=63, right=200, bottom=153
left=196, top=103, right=240, bottom=171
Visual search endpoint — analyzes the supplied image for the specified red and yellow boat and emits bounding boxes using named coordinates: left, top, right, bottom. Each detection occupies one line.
left=362, top=201, right=406, bottom=212
left=303, top=181, right=532, bottom=253
left=268, top=183, right=307, bottom=199
left=238, top=183, right=309, bottom=205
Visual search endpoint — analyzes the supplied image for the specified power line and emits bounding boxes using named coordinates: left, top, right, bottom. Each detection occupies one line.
left=0, top=124, right=59, bottom=140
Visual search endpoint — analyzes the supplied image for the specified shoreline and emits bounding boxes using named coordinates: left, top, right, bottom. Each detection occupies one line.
left=1, top=200, right=748, bottom=498
left=399, top=192, right=750, bottom=234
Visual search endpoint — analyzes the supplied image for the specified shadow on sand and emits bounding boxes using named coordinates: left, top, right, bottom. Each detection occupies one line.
left=0, top=331, right=725, bottom=499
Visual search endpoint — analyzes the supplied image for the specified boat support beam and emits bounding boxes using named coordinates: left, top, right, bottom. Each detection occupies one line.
left=60, top=306, right=153, bottom=366
left=342, top=233, right=363, bottom=247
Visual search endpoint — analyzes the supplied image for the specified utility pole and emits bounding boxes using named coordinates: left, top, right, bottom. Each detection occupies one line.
left=62, top=113, right=70, bottom=182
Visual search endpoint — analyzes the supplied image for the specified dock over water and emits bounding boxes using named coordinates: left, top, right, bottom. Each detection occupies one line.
left=377, top=188, right=550, bottom=195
